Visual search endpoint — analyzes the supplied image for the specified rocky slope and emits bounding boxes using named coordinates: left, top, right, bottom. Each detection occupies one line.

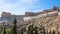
left=25, top=10, right=60, bottom=33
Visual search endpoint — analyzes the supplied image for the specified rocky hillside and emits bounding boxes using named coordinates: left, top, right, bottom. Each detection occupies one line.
left=24, top=7, right=60, bottom=34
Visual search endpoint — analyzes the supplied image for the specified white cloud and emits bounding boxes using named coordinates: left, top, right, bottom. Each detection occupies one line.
left=0, top=0, right=16, bottom=12
left=0, top=4, right=15, bottom=10
left=0, top=0, right=17, bottom=16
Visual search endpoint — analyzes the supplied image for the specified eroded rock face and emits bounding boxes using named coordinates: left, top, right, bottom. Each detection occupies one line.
left=23, top=11, right=58, bottom=21
left=25, top=10, right=60, bottom=34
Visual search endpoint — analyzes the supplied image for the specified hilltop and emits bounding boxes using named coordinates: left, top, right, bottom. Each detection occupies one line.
left=23, top=6, right=60, bottom=34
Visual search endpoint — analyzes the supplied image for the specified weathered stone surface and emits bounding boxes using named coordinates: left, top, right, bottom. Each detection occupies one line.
left=25, top=10, right=60, bottom=34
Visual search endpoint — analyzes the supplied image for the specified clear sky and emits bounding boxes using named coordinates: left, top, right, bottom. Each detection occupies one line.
left=0, top=0, right=60, bottom=15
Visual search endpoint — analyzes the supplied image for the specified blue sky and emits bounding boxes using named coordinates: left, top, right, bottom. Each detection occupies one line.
left=0, top=0, right=60, bottom=16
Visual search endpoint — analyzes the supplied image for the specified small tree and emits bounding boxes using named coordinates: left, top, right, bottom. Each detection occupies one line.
left=49, top=30, right=51, bottom=34
left=2, top=22, right=6, bottom=34
left=43, top=28, right=45, bottom=34
left=20, top=29, right=23, bottom=34
left=27, top=24, right=33, bottom=34
left=39, top=25, right=45, bottom=34
left=52, top=30, right=55, bottom=34
left=12, top=18, right=17, bottom=34
left=34, top=26, right=38, bottom=34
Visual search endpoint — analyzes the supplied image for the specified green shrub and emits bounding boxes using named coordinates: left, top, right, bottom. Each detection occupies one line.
left=6, top=29, right=12, bottom=34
